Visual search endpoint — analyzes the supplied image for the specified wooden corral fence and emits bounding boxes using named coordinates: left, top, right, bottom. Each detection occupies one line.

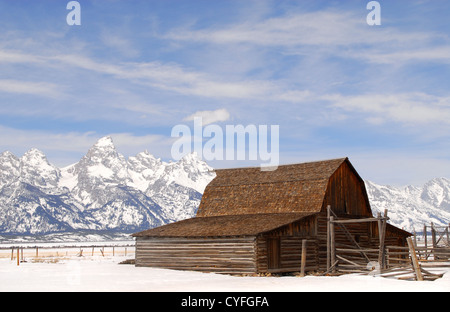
left=414, top=223, right=450, bottom=257
left=383, top=240, right=450, bottom=281
left=325, top=206, right=391, bottom=275
left=325, top=207, right=450, bottom=281
left=1, top=243, right=134, bottom=266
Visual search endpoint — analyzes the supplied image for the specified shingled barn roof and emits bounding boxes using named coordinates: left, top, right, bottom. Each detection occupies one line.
left=133, top=158, right=350, bottom=238
left=133, top=212, right=316, bottom=237
left=196, top=157, right=348, bottom=217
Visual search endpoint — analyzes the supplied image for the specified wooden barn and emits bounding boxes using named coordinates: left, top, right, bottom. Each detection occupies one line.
left=132, top=158, right=410, bottom=275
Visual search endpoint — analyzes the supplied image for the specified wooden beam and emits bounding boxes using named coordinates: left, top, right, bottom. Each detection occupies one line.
left=300, top=239, right=307, bottom=277
left=336, top=254, right=361, bottom=267
left=424, top=224, right=428, bottom=259
left=331, top=217, right=383, bottom=224
left=407, top=237, right=423, bottom=281
left=326, top=205, right=331, bottom=272
left=330, top=216, right=336, bottom=273
left=431, top=222, right=437, bottom=248
left=378, top=209, right=387, bottom=269
left=321, top=260, right=339, bottom=276
left=447, top=225, right=450, bottom=247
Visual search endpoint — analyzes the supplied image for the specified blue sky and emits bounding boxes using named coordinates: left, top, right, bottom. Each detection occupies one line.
left=0, top=0, right=449, bottom=185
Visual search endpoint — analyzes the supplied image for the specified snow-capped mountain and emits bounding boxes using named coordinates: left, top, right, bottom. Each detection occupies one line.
left=0, top=136, right=215, bottom=235
left=365, top=178, right=450, bottom=232
left=0, top=138, right=448, bottom=236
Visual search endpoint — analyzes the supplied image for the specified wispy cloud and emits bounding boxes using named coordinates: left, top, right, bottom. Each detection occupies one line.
left=163, top=9, right=450, bottom=65
left=183, top=108, right=231, bottom=126
left=0, top=79, right=63, bottom=98
left=51, top=54, right=284, bottom=100
left=164, top=10, right=376, bottom=46
left=345, top=46, right=450, bottom=64
left=324, top=92, right=450, bottom=126
left=0, top=49, right=44, bottom=64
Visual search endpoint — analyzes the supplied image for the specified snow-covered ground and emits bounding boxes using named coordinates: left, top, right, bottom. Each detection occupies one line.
left=1, top=251, right=449, bottom=292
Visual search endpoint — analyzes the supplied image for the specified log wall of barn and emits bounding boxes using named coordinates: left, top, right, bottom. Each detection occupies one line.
left=255, top=216, right=320, bottom=274
left=256, top=236, right=319, bottom=273
left=135, top=236, right=258, bottom=274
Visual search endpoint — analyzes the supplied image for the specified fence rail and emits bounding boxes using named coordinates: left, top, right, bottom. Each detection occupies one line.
left=1, top=243, right=135, bottom=265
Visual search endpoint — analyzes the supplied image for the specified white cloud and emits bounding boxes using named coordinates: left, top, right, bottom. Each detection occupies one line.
left=0, top=79, right=63, bottom=98
left=346, top=46, right=450, bottom=65
left=163, top=9, right=450, bottom=65
left=165, top=11, right=371, bottom=46
left=324, top=93, right=450, bottom=125
left=183, top=108, right=231, bottom=126
left=48, top=54, right=282, bottom=100
left=0, top=50, right=41, bottom=64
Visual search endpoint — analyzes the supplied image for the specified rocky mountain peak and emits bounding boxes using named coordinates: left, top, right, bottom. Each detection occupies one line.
left=72, top=136, right=130, bottom=183
left=0, top=151, right=20, bottom=188
left=93, top=135, right=115, bottom=148
left=19, top=148, right=61, bottom=189
left=421, top=177, right=450, bottom=211
left=1, top=150, right=19, bottom=160
left=84, top=136, right=121, bottom=162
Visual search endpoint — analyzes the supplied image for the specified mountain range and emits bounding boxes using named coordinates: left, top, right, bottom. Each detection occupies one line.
left=0, top=136, right=214, bottom=235
left=365, top=178, right=450, bottom=232
left=0, top=137, right=448, bottom=236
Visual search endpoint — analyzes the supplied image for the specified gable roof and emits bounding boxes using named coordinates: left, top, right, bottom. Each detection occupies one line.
left=132, top=212, right=316, bottom=237
left=197, top=157, right=348, bottom=217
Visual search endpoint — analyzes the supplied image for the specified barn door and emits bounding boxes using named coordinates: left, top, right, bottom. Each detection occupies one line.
left=267, top=238, right=281, bottom=270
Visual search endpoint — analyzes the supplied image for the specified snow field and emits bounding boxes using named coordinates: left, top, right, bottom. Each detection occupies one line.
left=1, top=253, right=449, bottom=292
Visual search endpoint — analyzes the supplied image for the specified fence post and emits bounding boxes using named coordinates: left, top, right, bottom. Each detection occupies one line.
left=378, top=210, right=387, bottom=269
left=300, top=239, right=307, bottom=277
left=386, top=247, right=390, bottom=268
left=424, top=224, right=428, bottom=259
left=431, top=222, right=437, bottom=248
left=445, top=223, right=450, bottom=246
left=407, top=237, right=423, bottom=281
left=326, top=205, right=331, bottom=271
left=17, top=248, right=19, bottom=266
left=330, top=216, right=336, bottom=273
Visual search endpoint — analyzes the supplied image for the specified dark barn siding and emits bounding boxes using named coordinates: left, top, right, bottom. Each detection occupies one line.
left=135, top=236, right=257, bottom=274
left=322, top=160, right=372, bottom=217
